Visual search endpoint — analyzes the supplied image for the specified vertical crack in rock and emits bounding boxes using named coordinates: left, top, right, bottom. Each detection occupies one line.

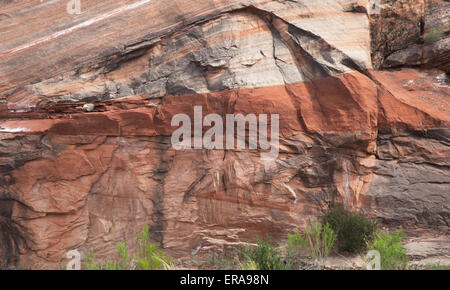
left=148, top=137, right=173, bottom=247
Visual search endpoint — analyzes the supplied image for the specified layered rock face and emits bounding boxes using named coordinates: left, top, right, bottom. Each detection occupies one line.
left=0, top=0, right=448, bottom=269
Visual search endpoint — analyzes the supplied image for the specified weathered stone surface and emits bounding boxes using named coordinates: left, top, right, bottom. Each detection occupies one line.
left=0, top=0, right=448, bottom=269
left=0, top=0, right=374, bottom=107
left=369, top=0, right=426, bottom=69
left=373, top=0, right=449, bottom=71
left=406, top=236, right=450, bottom=259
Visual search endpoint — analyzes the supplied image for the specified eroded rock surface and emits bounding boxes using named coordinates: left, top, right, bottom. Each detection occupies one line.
left=371, top=0, right=449, bottom=72
left=0, top=0, right=448, bottom=269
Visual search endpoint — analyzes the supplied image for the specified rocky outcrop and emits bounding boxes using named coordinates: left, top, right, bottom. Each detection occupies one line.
left=0, top=0, right=448, bottom=269
left=369, top=0, right=449, bottom=71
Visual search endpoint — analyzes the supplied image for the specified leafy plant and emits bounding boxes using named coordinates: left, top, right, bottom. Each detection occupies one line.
left=424, top=26, right=444, bottom=44
left=303, top=221, right=336, bottom=267
left=103, top=260, right=125, bottom=270
left=84, top=250, right=100, bottom=270
left=284, top=232, right=308, bottom=269
left=323, top=204, right=377, bottom=254
left=83, top=226, right=172, bottom=270
left=117, top=241, right=131, bottom=269
left=370, top=230, right=409, bottom=270
left=84, top=241, right=130, bottom=270
left=287, top=232, right=307, bottom=254
left=135, top=225, right=172, bottom=270
left=240, top=259, right=259, bottom=270
left=240, top=236, right=285, bottom=270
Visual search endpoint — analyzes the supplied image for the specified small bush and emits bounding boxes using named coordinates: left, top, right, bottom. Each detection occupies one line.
left=323, top=205, right=377, bottom=254
left=116, top=241, right=131, bottom=269
left=287, top=232, right=307, bottom=254
left=286, top=221, right=336, bottom=269
left=135, top=226, right=172, bottom=270
left=304, top=221, right=336, bottom=267
left=240, top=259, right=259, bottom=270
left=240, top=236, right=285, bottom=270
left=284, top=232, right=308, bottom=269
left=83, top=226, right=172, bottom=270
left=424, top=27, right=444, bottom=44
left=85, top=241, right=131, bottom=270
left=84, top=250, right=100, bottom=270
left=370, top=230, right=409, bottom=270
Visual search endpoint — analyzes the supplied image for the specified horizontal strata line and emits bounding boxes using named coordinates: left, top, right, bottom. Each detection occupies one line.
left=0, top=0, right=153, bottom=58
left=0, top=71, right=448, bottom=134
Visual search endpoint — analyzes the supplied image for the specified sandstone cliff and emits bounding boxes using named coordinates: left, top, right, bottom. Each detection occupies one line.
left=0, top=0, right=448, bottom=269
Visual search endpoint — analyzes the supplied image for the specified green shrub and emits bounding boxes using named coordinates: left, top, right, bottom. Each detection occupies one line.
left=116, top=241, right=131, bottom=269
left=83, top=226, right=172, bottom=270
left=240, top=259, right=259, bottom=270
left=240, top=236, right=285, bottom=270
left=84, top=250, right=100, bottom=270
left=323, top=205, right=377, bottom=254
left=284, top=232, right=307, bottom=269
left=287, top=232, right=307, bottom=254
left=424, top=26, right=444, bottom=44
left=286, top=221, right=336, bottom=269
left=84, top=241, right=131, bottom=270
left=370, top=230, right=409, bottom=270
left=304, top=221, right=336, bottom=267
left=135, top=225, right=172, bottom=270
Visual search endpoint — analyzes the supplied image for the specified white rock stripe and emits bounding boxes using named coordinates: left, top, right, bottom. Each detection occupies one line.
left=0, top=0, right=152, bottom=58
